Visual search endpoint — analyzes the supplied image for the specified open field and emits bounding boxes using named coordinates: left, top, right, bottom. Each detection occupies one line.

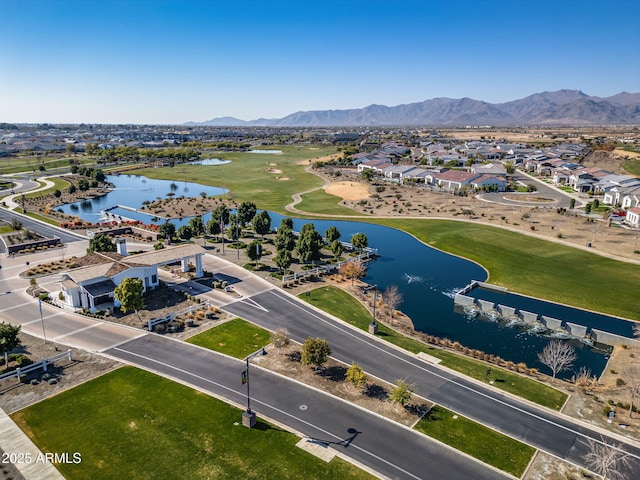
left=0, top=155, right=97, bottom=175
left=12, top=366, right=372, bottom=480
left=186, top=317, right=271, bottom=358
left=129, top=145, right=339, bottom=213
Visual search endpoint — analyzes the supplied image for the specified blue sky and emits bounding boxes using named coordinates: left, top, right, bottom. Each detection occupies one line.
left=1, top=0, right=639, bottom=124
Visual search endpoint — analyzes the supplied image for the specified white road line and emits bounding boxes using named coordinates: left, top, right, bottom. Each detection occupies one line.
left=237, top=296, right=269, bottom=312
left=21, top=312, right=67, bottom=325
left=1, top=301, right=38, bottom=312
left=112, top=346, right=422, bottom=480
left=52, top=323, right=101, bottom=341
left=267, top=289, right=640, bottom=460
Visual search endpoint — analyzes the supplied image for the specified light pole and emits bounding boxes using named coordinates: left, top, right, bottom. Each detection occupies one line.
left=369, top=288, right=378, bottom=335
left=38, top=297, right=47, bottom=343
left=241, top=347, right=266, bottom=428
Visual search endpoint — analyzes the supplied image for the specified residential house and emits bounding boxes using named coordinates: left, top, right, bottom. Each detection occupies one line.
left=58, top=243, right=206, bottom=312
left=625, top=207, right=640, bottom=228
left=430, top=170, right=480, bottom=191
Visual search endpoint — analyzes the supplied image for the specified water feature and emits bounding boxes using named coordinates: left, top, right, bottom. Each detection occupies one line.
left=268, top=213, right=612, bottom=379
left=57, top=174, right=227, bottom=225
left=188, top=158, right=231, bottom=166
left=58, top=174, right=620, bottom=378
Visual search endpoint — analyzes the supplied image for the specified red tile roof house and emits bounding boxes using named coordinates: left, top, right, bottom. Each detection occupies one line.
left=430, top=170, right=481, bottom=191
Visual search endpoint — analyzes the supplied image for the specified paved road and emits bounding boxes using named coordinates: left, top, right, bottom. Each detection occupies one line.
left=105, top=335, right=508, bottom=480
left=479, top=172, right=574, bottom=208
left=195, top=275, right=640, bottom=477
left=0, top=209, right=86, bottom=245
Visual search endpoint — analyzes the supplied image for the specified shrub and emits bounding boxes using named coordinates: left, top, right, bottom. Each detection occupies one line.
left=616, top=378, right=626, bottom=387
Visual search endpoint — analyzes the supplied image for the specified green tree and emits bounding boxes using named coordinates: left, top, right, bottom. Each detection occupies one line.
left=330, top=239, right=344, bottom=259
left=114, top=277, right=145, bottom=321
left=504, top=162, right=516, bottom=174
left=275, top=226, right=296, bottom=252
left=206, top=218, right=221, bottom=237
left=92, top=169, right=106, bottom=183
left=237, top=201, right=257, bottom=226
left=280, top=217, right=294, bottom=230
left=350, top=232, right=368, bottom=252
left=251, top=211, right=271, bottom=238
left=53, top=189, right=62, bottom=198
left=301, top=337, right=332, bottom=370
left=569, top=198, right=576, bottom=209
left=246, top=240, right=262, bottom=267
left=189, top=216, right=204, bottom=236
left=158, top=221, right=176, bottom=241
left=361, top=169, right=374, bottom=181
left=345, top=362, right=367, bottom=391
left=177, top=225, right=193, bottom=241
left=227, top=214, right=241, bottom=241
left=585, top=203, right=592, bottom=215
left=0, top=322, right=21, bottom=367
left=296, top=223, right=323, bottom=264
left=274, top=248, right=293, bottom=274
left=212, top=205, right=230, bottom=226
left=10, top=218, right=22, bottom=231
left=87, top=233, right=116, bottom=254
left=325, top=225, right=341, bottom=243
left=77, top=179, right=89, bottom=191
left=68, top=184, right=77, bottom=194
left=390, top=379, right=413, bottom=407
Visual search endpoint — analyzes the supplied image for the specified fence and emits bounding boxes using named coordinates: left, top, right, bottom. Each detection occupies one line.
left=148, top=299, right=211, bottom=331
left=0, top=349, right=73, bottom=382
left=282, top=251, right=375, bottom=286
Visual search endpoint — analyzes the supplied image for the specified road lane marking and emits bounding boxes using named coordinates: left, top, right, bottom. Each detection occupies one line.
left=266, top=289, right=640, bottom=461
left=52, top=323, right=101, bottom=341
left=111, top=345, right=423, bottom=480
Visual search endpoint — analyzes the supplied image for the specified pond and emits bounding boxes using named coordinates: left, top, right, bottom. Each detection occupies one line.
left=58, top=174, right=615, bottom=378
left=188, top=158, right=231, bottom=166
left=58, top=174, right=227, bottom=225
left=268, top=214, right=613, bottom=379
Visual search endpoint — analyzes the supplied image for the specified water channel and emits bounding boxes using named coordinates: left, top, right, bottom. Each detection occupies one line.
left=58, top=174, right=618, bottom=378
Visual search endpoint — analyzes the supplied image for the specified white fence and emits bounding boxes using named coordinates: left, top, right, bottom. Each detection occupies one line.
left=282, top=251, right=375, bottom=285
left=0, top=349, right=73, bottom=382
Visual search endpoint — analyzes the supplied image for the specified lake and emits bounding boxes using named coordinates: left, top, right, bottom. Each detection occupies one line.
left=59, top=174, right=616, bottom=378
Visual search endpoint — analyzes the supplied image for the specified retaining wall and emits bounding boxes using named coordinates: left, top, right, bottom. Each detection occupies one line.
left=541, top=315, right=563, bottom=331
left=565, top=322, right=588, bottom=337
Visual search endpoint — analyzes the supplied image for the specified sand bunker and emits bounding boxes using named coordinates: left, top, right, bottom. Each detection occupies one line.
left=276, top=176, right=290, bottom=181
left=325, top=181, right=370, bottom=201
left=266, top=168, right=283, bottom=174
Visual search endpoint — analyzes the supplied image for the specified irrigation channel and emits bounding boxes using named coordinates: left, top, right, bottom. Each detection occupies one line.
left=57, top=173, right=630, bottom=378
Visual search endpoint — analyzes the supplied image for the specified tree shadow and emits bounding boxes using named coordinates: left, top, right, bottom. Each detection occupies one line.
left=286, top=351, right=301, bottom=363
left=317, top=365, right=346, bottom=382
left=364, top=384, right=388, bottom=401
left=307, top=427, right=362, bottom=449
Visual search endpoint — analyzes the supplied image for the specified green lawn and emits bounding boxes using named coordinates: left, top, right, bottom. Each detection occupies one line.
left=128, top=145, right=338, bottom=214
left=186, top=318, right=272, bottom=359
left=301, top=286, right=567, bottom=410
left=623, top=158, right=640, bottom=176
left=295, top=189, right=361, bottom=216
left=415, top=406, right=535, bottom=477
left=370, top=218, right=640, bottom=321
left=0, top=155, right=96, bottom=175
left=12, top=367, right=371, bottom=480
left=24, top=177, right=71, bottom=199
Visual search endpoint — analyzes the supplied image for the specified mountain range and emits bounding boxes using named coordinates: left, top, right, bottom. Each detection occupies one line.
left=186, top=90, right=640, bottom=127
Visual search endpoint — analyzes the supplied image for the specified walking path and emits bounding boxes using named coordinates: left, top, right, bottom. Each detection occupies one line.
left=0, top=408, right=65, bottom=479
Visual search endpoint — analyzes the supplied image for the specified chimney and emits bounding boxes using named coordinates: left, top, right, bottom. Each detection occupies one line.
left=116, top=238, right=128, bottom=256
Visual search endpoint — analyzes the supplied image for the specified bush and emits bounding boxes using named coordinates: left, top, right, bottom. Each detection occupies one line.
left=616, top=378, right=626, bottom=387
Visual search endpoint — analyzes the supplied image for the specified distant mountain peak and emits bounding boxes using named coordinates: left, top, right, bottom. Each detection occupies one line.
left=187, top=90, right=640, bottom=127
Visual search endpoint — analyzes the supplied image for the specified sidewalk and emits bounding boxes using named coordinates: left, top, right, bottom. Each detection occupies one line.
left=0, top=408, right=65, bottom=479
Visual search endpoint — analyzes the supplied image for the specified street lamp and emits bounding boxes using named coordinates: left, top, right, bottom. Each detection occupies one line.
left=369, top=289, right=378, bottom=335
left=241, top=347, right=266, bottom=428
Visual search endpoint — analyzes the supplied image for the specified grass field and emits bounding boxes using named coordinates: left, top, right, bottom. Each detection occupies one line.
left=24, top=177, right=71, bottom=199
left=186, top=318, right=272, bottom=358
left=415, top=406, right=535, bottom=477
left=623, top=158, right=640, bottom=176
left=301, top=286, right=567, bottom=410
left=371, top=218, right=640, bottom=321
left=0, top=155, right=97, bottom=175
left=295, top=189, right=361, bottom=216
left=128, top=145, right=338, bottom=214
left=12, top=367, right=372, bottom=480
